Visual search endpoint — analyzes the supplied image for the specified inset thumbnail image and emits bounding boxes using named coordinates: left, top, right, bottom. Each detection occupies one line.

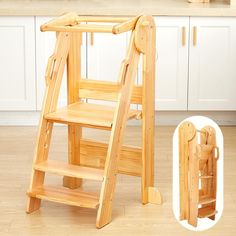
left=173, top=116, right=223, bottom=231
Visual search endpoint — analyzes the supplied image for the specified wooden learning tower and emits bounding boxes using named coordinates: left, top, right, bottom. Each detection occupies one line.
left=179, top=121, right=219, bottom=227
left=26, top=13, right=162, bottom=228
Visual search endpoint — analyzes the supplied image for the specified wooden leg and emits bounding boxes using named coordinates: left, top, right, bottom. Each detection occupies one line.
left=96, top=32, right=140, bottom=228
left=188, top=141, right=199, bottom=227
left=140, top=17, right=162, bottom=205
left=63, top=32, right=82, bottom=189
left=26, top=120, right=53, bottom=213
left=179, top=122, right=196, bottom=220
left=63, top=125, right=82, bottom=189
left=26, top=197, right=42, bottom=213
left=27, top=32, right=70, bottom=213
left=96, top=175, right=116, bottom=228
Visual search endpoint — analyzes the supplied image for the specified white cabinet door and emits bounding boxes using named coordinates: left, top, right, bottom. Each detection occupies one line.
left=35, top=17, right=86, bottom=110
left=87, top=29, right=128, bottom=106
left=155, top=17, right=189, bottom=110
left=36, top=17, right=58, bottom=110
left=87, top=30, right=127, bottom=82
left=0, top=16, right=35, bottom=111
left=188, top=17, right=236, bottom=110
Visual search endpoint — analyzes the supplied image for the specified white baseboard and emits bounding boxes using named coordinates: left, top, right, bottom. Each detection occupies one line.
left=0, top=111, right=236, bottom=126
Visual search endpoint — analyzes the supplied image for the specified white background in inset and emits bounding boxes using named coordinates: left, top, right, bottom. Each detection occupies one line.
left=172, top=116, right=224, bottom=231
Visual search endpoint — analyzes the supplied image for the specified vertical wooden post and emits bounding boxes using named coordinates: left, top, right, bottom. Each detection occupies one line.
left=178, top=122, right=196, bottom=220
left=63, top=32, right=83, bottom=189
left=139, top=17, right=156, bottom=204
left=201, top=126, right=217, bottom=221
left=188, top=136, right=198, bottom=227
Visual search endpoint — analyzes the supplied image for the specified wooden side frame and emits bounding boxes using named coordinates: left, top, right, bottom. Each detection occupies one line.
left=26, top=32, right=71, bottom=213
left=179, top=121, right=196, bottom=221
left=134, top=15, right=162, bottom=205
left=63, top=32, right=83, bottom=189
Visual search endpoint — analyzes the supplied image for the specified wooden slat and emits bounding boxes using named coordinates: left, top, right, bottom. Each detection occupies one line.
left=199, top=196, right=216, bottom=205
left=178, top=121, right=196, bottom=221
left=188, top=124, right=198, bottom=227
left=79, top=79, right=142, bottom=104
left=27, top=186, right=99, bottom=209
left=75, top=16, right=129, bottom=23
left=40, top=12, right=78, bottom=32
left=80, top=139, right=142, bottom=177
left=44, top=102, right=141, bottom=130
left=34, top=160, right=104, bottom=181
left=199, top=175, right=213, bottom=179
left=198, top=206, right=216, bottom=218
left=41, top=24, right=113, bottom=33
left=112, top=15, right=140, bottom=34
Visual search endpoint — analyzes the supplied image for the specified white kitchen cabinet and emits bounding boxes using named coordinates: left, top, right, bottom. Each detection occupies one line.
left=0, top=16, right=35, bottom=110
left=188, top=17, right=236, bottom=110
left=35, top=17, right=86, bottom=110
left=87, top=30, right=127, bottom=82
left=154, top=17, right=189, bottom=110
left=87, top=29, right=129, bottom=106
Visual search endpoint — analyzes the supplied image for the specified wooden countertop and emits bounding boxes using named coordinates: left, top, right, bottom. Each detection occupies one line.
left=0, top=0, right=236, bottom=17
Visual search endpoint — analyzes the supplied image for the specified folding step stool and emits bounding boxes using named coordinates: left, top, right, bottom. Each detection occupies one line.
left=26, top=12, right=162, bottom=228
left=179, top=121, right=219, bottom=227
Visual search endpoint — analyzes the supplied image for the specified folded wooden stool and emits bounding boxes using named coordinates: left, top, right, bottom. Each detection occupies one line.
left=179, top=121, right=219, bottom=227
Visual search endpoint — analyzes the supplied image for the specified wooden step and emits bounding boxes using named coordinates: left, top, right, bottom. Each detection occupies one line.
left=27, top=186, right=99, bottom=209
left=34, top=160, right=104, bottom=181
left=199, top=175, right=213, bottom=179
left=199, top=196, right=216, bottom=205
left=44, top=102, right=141, bottom=130
left=198, top=206, right=217, bottom=218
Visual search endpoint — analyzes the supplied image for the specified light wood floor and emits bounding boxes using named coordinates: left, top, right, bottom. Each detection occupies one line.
left=0, top=126, right=235, bottom=236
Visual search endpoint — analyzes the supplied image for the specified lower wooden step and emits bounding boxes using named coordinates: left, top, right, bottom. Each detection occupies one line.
left=34, top=160, right=104, bottom=181
left=199, top=196, right=216, bottom=205
left=198, top=206, right=216, bottom=218
left=27, top=186, right=99, bottom=209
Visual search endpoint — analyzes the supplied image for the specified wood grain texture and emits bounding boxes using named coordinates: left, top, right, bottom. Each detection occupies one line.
left=78, top=79, right=142, bottom=104
left=188, top=133, right=198, bottom=227
left=79, top=139, right=142, bottom=176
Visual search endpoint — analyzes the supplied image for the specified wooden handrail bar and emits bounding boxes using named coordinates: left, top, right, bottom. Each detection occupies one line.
left=41, top=12, right=78, bottom=32
left=75, top=16, right=130, bottom=23
left=41, top=24, right=114, bottom=33
left=41, top=13, right=140, bottom=34
left=112, top=15, right=140, bottom=34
